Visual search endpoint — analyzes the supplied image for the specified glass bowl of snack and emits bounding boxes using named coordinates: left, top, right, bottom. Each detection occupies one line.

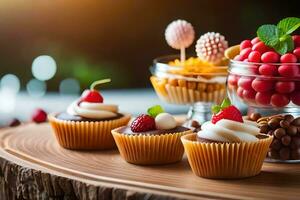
left=226, top=17, right=300, bottom=117
left=150, top=56, right=227, bottom=105
left=150, top=20, right=229, bottom=124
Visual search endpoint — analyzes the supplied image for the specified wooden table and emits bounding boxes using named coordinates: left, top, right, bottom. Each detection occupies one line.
left=0, top=123, right=299, bottom=200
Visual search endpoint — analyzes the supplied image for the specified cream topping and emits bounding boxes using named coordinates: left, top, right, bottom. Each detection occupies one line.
left=197, top=119, right=260, bottom=142
left=67, top=101, right=118, bottom=119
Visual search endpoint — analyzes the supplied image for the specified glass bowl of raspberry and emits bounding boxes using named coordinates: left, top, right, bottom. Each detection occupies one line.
left=226, top=35, right=300, bottom=116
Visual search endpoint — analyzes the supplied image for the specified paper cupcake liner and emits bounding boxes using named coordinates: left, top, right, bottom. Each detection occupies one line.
left=112, top=128, right=192, bottom=165
left=150, top=76, right=226, bottom=105
left=181, top=133, right=273, bottom=179
left=48, top=113, right=131, bottom=150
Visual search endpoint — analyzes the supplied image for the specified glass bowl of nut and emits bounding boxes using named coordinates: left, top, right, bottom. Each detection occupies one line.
left=256, top=114, right=300, bottom=163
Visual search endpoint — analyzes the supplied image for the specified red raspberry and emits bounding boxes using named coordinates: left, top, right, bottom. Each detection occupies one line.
left=237, top=87, right=244, bottom=98
left=291, top=91, right=300, bottom=106
left=252, top=78, right=274, bottom=92
left=252, top=42, right=271, bottom=54
left=251, top=37, right=260, bottom=45
left=234, top=55, right=243, bottom=61
left=248, top=51, right=261, bottom=63
left=295, top=81, right=300, bottom=89
left=275, top=81, right=295, bottom=94
left=255, top=92, right=272, bottom=106
left=243, top=89, right=256, bottom=101
left=240, top=40, right=252, bottom=50
left=32, top=109, right=47, bottom=123
left=278, top=65, right=299, bottom=77
left=228, top=75, right=238, bottom=86
left=293, top=47, right=300, bottom=60
left=271, top=94, right=290, bottom=107
left=261, top=51, right=279, bottom=63
left=259, top=64, right=278, bottom=76
left=130, top=114, right=155, bottom=132
left=280, top=53, right=297, bottom=63
left=239, top=48, right=252, bottom=60
left=238, top=77, right=253, bottom=90
left=293, top=35, right=300, bottom=47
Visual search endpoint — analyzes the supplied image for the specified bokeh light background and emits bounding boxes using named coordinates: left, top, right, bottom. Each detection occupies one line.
left=0, top=0, right=299, bottom=121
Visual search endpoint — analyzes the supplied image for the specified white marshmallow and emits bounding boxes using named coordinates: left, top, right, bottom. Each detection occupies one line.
left=155, top=113, right=177, bottom=130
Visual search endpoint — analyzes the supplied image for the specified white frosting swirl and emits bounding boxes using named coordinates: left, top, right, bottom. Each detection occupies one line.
left=197, top=119, right=260, bottom=142
left=67, top=101, right=118, bottom=119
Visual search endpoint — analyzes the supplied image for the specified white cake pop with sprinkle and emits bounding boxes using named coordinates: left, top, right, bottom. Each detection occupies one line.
left=196, top=32, right=228, bottom=64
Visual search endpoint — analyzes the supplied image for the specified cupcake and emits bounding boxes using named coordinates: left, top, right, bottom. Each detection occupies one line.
left=49, top=79, right=131, bottom=150
left=112, top=105, right=192, bottom=165
left=181, top=98, right=273, bottom=179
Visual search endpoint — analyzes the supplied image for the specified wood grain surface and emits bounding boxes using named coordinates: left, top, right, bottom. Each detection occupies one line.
left=0, top=123, right=299, bottom=200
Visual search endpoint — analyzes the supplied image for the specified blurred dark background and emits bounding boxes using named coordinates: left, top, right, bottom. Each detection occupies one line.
left=0, top=0, right=299, bottom=92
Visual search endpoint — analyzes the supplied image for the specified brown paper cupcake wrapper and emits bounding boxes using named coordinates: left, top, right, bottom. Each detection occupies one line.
left=150, top=76, right=226, bottom=105
left=181, top=133, right=273, bottom=179
left=48, top=113, right=131, bottom=150
left=112, top=128, right=192, bottom=165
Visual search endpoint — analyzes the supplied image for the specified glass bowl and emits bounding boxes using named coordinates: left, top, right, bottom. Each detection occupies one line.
left=227, top=60, right=300, bottom=116
left=150, top=55, right=228, bottom=105
left=150, top=55, right=228, bottom=123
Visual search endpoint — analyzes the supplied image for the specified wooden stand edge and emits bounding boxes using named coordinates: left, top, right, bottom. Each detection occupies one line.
left=0, top=156, right=180, bottom=200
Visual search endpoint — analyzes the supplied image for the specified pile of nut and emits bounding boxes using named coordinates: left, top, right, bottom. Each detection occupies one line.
left=257, top=114, right=300, bottom=160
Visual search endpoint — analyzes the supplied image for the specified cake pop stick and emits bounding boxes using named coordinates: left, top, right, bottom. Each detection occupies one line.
left=165, top=19, right=195, bottom=63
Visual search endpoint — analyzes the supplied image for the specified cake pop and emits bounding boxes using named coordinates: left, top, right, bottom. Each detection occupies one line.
left=165, top=19, right=195, bottom=62
left=196, top=32, right=228, bottom=64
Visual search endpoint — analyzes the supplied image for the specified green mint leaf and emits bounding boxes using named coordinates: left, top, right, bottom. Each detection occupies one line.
left=257, top=24, right=280, bottom=47
left=274, top=42, right=288, bottom=55
left=220, top=98, right=231, bottom=109
left=277, top=17, right=300, bottom=35
left=285, top=35, right=294, bottom=52
left=211, top=105, right=221, bottom=114
left=147, top=105, right=165, bottom=118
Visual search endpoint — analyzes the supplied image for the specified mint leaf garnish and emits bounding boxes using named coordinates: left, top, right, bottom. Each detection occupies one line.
left=220, top=98, right=231, bottom=108
left=256, top=17, right=300, bottom=55
left=147, top=105, right=164, bottom=118
left=211, top=98, right=231, bottom=114
left=274, top=41, right=288, bottom=55
left=285, top=35, right=295, bottom=52
left=277, top=17, right=300, bottom=35
left=211, top=105, right=221, bottom=114
left=257, top=25, right=279, bottom=46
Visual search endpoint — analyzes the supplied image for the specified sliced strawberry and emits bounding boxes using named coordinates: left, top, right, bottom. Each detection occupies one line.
left=211, top=98, right=243, bottom=124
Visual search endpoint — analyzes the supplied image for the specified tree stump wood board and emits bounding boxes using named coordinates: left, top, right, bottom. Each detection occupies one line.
left=0, top=123, right=299, bottom=200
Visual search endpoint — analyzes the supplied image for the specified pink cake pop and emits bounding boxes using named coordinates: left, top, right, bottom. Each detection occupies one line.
left=196, top=32, right=228, bottom=64
left=165, top=19, right=195, bottom=62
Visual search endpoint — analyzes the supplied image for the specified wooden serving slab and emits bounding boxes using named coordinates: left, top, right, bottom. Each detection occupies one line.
left=0, top=123, right=299, bottom=200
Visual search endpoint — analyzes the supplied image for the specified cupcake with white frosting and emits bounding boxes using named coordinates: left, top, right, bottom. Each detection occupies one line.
left=48, top=79, right=131, bottom=150
left=181, top=98, right=273, bottom=179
